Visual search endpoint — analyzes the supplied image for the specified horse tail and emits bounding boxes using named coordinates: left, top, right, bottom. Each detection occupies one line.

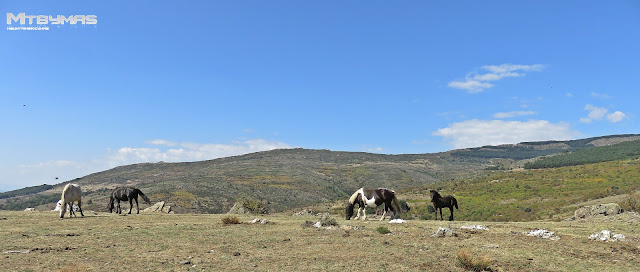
left=453, top=197, right=458, bottom=209
left=392, top=193, right=402, bottom=214
left=348, top=188, right=362, bottom=204
left=136, top=189, right=151, bottom=205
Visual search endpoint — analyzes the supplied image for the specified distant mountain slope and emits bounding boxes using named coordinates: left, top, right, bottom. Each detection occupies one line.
left=450, top=134, right=640, bottom=161
left=524, top=140, right=640, bottom=169
left=1, top=134, right=639, bottom=214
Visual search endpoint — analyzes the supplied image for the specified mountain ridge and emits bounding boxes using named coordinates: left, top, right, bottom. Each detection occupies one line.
left=2, top=134, right=639, bottom=214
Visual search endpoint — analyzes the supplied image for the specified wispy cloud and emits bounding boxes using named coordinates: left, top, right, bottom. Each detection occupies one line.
left=448, top=64, right=544, bottom=93
left=607, top=111, right=627, bottom=123
left=591, top=92, right=612, bottom=99
left=492, top=111, right=535, bottom=119
left=146, top=139, right=177, bottom=147
left=580, top=104, right=627, bottom=124
left=108, top=139, right=293, bottom=167
left=447, top=80, right=493, bottom=93
left=433, top=119, right=579, bottom=149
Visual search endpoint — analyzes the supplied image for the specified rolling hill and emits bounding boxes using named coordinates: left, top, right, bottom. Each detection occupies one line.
left=2, top=134, right=639, bottom=217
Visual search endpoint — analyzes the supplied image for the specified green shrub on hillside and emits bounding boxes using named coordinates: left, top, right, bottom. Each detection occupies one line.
left=238, top=196, right=269, bottom=214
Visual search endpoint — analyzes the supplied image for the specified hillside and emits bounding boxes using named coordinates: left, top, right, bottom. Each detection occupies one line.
left=2, top=134, right=640, bottom=216
left=402, top=158, right=640, bottom=222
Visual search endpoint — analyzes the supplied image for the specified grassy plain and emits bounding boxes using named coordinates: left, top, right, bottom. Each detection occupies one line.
left=1, top=211, right=638, bottom=271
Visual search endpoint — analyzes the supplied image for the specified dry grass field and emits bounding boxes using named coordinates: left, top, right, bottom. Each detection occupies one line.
left=1, top=211, right=638, bottom=271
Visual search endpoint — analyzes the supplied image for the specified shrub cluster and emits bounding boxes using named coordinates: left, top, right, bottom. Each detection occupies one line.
left=221, top=215, right=241, bottom=225
left=376, top=226, right=391, bottom=234
left=238, top=196, right=269, bottom=214
left=456, top=248, right=493, bottom=271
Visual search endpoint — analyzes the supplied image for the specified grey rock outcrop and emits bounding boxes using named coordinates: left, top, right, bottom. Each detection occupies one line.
left=142, top=201, right=173, bottom=214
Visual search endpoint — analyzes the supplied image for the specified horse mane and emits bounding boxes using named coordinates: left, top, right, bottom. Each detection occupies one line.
left=60, top=183, right=71, bottom=204
left=348, top=188, right=363, bottom=204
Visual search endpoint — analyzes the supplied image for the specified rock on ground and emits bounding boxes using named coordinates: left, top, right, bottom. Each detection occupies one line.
left=432, top=227, right=457, bottom=237
left=142, top=201, right=173, bottom=214
left=573, top=203, right=623, bottom=219
left=527, top=229, right=560, bottom=240
left=589, top=230, right=626, bottom=242
left=460, top=225, right=489, bottom=231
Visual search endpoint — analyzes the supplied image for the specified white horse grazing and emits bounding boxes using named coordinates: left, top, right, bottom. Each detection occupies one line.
left=60, top=183, right=84, bottom=218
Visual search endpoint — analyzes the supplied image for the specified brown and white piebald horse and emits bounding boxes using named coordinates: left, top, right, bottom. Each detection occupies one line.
left=345, top=188, right=402, bottom=220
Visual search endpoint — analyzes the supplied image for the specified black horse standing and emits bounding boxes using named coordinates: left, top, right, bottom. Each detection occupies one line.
left=430, top=189, right=458, bottom=221
left=108, top=187, right=151, bottom=214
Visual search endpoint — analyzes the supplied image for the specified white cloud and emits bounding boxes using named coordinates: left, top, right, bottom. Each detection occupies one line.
left=591, top=92, right=612, bottom=99
left=579, top=117, right=592, bottom=124
left=147, top=139, right=177, bottom=146
left=448, top=64, right=544, bottom=93
left=106, top=139, right=292, bottom=167
left=607, top=111, right=627, bottom=123
left=433, top=119, right=579, bottom=149
left=584, top=104, right=608, bottom=121
left=580, top=104, right=627, bottom=124
left=492, top=111, right=535, bottom=119
left=447, top=80, right=493, bottom=93
left=481, top=64, right=544, bottom=74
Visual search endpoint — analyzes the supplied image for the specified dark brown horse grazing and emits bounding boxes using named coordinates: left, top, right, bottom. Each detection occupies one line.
left=430, top=189, right=458, bottom=221
left=108, top=187, right=151, bottom=214
left=346, top=188, right=402, bottom=220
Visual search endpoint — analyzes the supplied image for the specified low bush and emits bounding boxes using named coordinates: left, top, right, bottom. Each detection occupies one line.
left=238, top=196, right=269, bottom=214
left=621, top=191, right=640, bottom=212
left=221, top=216, right=241, bottom=225
left=318, top=214, right=338, bottom=226
left=456, top=248, right=493, bottom=271
left=376, top=226, right=391, bottom=234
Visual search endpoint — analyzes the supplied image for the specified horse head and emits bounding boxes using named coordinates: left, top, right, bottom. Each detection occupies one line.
left=345, top=202, right=355, bottom=220
left=429, top=189, right=440, bottom=200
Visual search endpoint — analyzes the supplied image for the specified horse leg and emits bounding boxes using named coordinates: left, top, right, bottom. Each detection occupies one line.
left=448, top=206, right=454, bottom=221
left=439, top=207, right=444, bottom=220
left=77, top=199, right=85, bottom=217
left=117, top=200, right=122, bottom=214
left=70, top=203, right=76, bottom=218
left=388, top=203, right=396, bottom=220
left=128, top=199, right=133, bottom=214
left=135, top=197, right=139, bottom=214
left=380, top=207, right=387, bottom=221
left=354, top=207, right=361, bottom=220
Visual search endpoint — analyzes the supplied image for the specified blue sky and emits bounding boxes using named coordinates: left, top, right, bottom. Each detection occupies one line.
left=1, top=1, right=639, bottom=191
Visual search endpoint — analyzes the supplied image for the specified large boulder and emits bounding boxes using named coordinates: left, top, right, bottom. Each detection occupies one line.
left=574, top=203, right=623, bottom=219
left=227, top=202, right=248, bottom=214
left=142, top=201, right=173, bottom=214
